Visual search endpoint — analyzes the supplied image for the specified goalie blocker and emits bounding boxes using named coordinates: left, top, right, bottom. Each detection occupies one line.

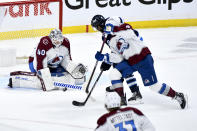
left=8, top=63, right=87, bottom=91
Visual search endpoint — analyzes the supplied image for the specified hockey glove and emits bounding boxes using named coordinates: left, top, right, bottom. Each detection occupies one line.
left=95, top=51, right=104, bottom=61
left=100, top=62, right=111, bottom=71
left=102, top=33, right=113, bottom=45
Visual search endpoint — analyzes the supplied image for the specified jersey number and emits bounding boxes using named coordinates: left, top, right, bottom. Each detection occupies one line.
left=37, top=49, right=46, bottom=56
left=114, top=120, right=136, bottom=131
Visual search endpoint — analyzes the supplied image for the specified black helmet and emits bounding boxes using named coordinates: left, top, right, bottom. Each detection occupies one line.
left=91, top=15, right=106, bottom=32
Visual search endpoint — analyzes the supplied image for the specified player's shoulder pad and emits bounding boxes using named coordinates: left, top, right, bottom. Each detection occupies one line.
left=113, top=23, right=133, bottom=33
left=97, top=113, right=108, bottom=126
left=38, top=36, right=53, bottom=51
left=97, top=110, right=117, bottom=126
left=121, top=107, right=144, bottom=116
left=61, top=37, right=70, bottom=49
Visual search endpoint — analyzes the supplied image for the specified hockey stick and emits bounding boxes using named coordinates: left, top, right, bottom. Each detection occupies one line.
left=85, top=38, right=106, bottom=93
left=72, top=70, right=103, bottom=106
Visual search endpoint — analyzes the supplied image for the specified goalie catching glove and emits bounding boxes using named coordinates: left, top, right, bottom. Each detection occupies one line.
left=66, top=62, right=88, bottom=79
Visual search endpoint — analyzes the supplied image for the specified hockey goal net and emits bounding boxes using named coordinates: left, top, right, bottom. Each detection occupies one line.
left=0, top=0, right=63, bottom=40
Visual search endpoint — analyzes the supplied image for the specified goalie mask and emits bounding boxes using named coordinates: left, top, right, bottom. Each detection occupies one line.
left=49, top=29, right=64, bottom=46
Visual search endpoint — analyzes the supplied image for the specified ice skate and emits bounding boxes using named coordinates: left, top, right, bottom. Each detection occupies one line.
left=121, top=94, right=127, bottom=106
left=8, top=78, right=12, bottom=88
left=174, top=92, right=187, bottom=109
left=128, top=90, right=143, bottom=105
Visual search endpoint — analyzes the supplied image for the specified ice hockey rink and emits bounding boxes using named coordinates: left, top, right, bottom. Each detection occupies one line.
left=0, top=26, right=197, bottom=131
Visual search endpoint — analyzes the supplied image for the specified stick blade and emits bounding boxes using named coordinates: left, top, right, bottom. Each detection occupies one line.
left=72, top=100, right=85, bottom=106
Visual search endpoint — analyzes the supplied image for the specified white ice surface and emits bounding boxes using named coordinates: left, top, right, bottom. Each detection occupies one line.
left=0, top=27, right=197, bottom=131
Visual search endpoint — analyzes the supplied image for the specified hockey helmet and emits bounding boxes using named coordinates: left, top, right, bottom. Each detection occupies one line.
left=91, top=15, right=106, bottom=32
left=105, top=91, right=121, bottom=109
left=49, top=29, right=64, bottom=45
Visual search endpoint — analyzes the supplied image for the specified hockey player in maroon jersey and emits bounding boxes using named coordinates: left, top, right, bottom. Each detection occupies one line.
left=92, top=14, right=187, bottom=109
left=8, top=29, right=87, bottom=91
left=29, top=28, right=74, bottom=75
left=95, top=91, right=155, bottom=131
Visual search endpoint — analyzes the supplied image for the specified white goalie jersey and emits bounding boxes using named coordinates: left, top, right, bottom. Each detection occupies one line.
left=9, top=33, right=87, bottom=91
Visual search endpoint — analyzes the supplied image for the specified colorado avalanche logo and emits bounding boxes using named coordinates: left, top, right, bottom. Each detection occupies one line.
left=117, top=38, right=129, bottom=54
left=48, top=56, right=63, bottom=68
left=43, top=39, right=49, bottom=45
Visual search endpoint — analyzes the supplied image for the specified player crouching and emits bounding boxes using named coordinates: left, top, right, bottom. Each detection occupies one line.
left=8, top=29, right=87, bottom=91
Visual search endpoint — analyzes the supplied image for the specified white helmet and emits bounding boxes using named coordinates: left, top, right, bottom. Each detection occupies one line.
left=105, top=91, right=121, bottom=109
left=49, top=29, right=64, bottom=45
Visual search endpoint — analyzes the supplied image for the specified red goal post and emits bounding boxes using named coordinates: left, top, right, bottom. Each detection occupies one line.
left=0, top=0, right=63, bottom=40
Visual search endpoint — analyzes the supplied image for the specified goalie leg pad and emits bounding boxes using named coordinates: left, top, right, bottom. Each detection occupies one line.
left=10, top=71, right=42, bottom=89
left=52, top=73, right=86, bottom=86
left=52, top=74, right=83, bottom=90
left=38, top=68, right=57, bottom=91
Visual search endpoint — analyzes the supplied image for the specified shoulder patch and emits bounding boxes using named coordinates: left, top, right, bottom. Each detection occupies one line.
left=113, top=23, right=133, bottom=32
left=38, top=36, right=53, bottom=51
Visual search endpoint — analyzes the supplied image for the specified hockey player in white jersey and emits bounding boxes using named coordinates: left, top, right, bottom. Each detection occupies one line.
left=91, top=15, right=187, bottom=109
left=95, top=91, right=155, bottom=131
left=92, top=15, right=143, bottom=105
left=8, top=29, right=87, bottom=91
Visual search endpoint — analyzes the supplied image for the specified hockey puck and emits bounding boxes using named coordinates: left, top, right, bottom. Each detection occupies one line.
left=63, top=87, right=67, bottom=92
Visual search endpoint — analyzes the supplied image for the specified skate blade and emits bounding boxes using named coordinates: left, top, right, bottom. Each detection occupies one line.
left=127, top=99, right=144, bottom=105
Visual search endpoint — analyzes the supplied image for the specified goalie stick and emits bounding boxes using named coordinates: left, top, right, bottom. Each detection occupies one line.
left=85, top=38, right=106, bottom=93
left=72, top=70, right=103, bottom=106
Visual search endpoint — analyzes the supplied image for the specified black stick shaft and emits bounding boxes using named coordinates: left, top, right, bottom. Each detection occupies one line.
left=85, top=39, right=106, bottom=93
left=73, top=70, right=103, bottom=106
left=84, top=70, right=103, bottom=103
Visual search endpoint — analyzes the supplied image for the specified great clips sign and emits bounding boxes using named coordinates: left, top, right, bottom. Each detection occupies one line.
left=65, top=0, right=193, bottom=10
